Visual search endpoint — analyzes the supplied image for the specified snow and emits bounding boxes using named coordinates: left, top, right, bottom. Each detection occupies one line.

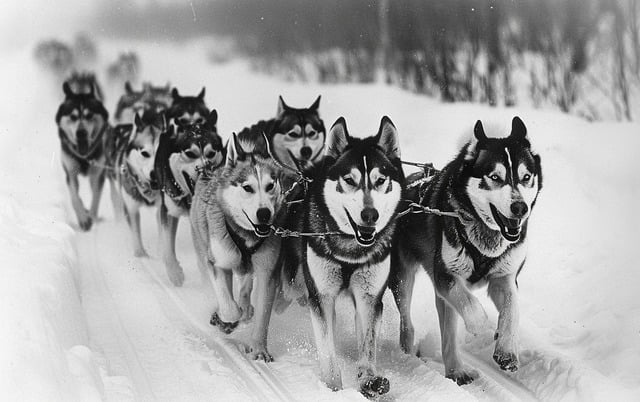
left=1, top=36, right=639, bottom=401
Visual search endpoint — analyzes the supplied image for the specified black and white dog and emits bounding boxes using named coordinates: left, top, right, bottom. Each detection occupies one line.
left=56, top=81, right=109, bottom=230
left=155, top=110, right=224, bottom=286
left=285, top=117, right=404, bottom=397
left=389, top=117, right=543, bottom=384
left=166, top=87, right=208, bottom=126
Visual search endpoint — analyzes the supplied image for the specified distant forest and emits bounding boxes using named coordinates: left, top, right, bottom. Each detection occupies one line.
left=100, top=0, right=640, bottom=120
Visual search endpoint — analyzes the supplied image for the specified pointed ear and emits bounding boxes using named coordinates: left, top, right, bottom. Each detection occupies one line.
left=510, top=116, right=529, bottom=143
left=375, top=116, right=400, bottom=160
left=207, top=109, right=218, bottom=126
left=225, top=133, right=246, bottom=168
left=197, top=87, right=206, bottom=99
left=466, top=120, right=487, bottom=161
left=325, top=117, right=350, bottom=159
left=171, top=88, right=180, bottom=100
left=134, top=112, right=143, bottom=128
left=277, top=95, right=289, bottom=117
left=309, top=95, right=321, bottom=111
left=63, top=82, right=74, bottom=98
left=125, top=81, right=133, bottom=95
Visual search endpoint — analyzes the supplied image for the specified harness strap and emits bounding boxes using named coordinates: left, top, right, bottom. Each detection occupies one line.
left=59, top=123, right=108, bottom=161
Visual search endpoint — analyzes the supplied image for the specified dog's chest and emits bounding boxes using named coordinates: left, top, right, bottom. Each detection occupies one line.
left=441, top=233, right=527, bottom=282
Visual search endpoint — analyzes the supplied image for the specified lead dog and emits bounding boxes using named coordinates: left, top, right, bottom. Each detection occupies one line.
left=190, top=133, right=288, bottom=361
left=56, top=81, right=109, bottom=230
left=284, top=116, right=404, bottom=397
left=389, top=117, right=543, bottom=384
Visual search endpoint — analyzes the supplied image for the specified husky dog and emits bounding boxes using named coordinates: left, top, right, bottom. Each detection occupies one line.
left=113, top=110, right=165, bottom=257
left=56, top=81, right=109, bottom=230
left=190, top=133, right=288, bottom=361
left=389, top=117, right=543, bottom=385
left=113, top=82, right=148, bottom=125
left=284, top=117, right=404, bottom=397
left=66, top=71, right=104, bottom=101
left=237, top=96, right=324, bottom=172
left=166, top=88, right=208, bottom=126
left=155, top=110, right=224, bottom=286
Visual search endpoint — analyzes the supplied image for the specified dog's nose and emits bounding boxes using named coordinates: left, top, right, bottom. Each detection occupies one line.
left=300, top=146, right=312, bottom=160
left=256, top=207, right=272, bottom=224
left=510, top=201, right=528, bottom=218
left=361, top=207, right=379, bottom=225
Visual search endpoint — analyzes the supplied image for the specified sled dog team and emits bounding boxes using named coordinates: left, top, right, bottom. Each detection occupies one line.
left=55, top=73, right=543, bottom=398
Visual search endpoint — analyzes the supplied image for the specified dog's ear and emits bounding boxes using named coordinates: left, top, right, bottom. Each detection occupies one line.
left=207, top=109, right=218, bottom=126
left=465, top=120, right=487, bottom=161
left=197, top=87, right=206, bottom=100
left=124, top=81, right=133, bottom=95
left=510, top=116, right=529, bottom=144
left=63, top=82, right=74, bottom=98
left=375, top=116, right=400, bottom=160
left=309, top=95, right=321, bottom=111
left=225, top=133, right=247, bottom=167
left=171, top=88, right=180, bottom=100
left=277, top=95, right=290, bottom=117
left=325, top=117, right=351, bottom=159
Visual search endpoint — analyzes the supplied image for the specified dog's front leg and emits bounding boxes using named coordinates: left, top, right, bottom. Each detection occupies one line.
left=351, top=262, right=391, bottom=398
left=237, top=272, right=254, bottom=322
left=207, top=264, right=242, bottom=333
left=247, top=237, right=280, bottom=362
left=88, top=166, right=105, bottom=221
left=488, top=274, right=519, bottom=372
left=159, top=203, right=184, bottom=286
left=64, top=167, right=92, bottom=230
left=434, top=268, right=489, bottom=336
left=389, top=248, right=418, bottom=354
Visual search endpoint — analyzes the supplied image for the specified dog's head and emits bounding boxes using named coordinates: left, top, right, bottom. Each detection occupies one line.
left=167, top=87, right=209, bottom=126
left=122, top=110, right=165, bottom=192
left=114, top=81, right=147, bottom=124
left=322, top=116, right=403, bottom=247
left=158, top=109, right=224, bottom=196
left=56, top=81, right=108, bottom=155
left=462, top=117, right=543, bottom=242
left=142, top=82, right=173, bottom=113
left=219, top=134, right=285, bottom=238
left=270, top=96, right=325, bottom=172
left=66, top=71, right=102, bottom=100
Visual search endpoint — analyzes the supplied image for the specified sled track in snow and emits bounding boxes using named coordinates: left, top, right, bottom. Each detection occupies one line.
left=138, top=258, right=297, bottom=402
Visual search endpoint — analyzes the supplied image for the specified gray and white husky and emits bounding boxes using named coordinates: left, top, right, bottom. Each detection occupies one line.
left=284, top=116, right=404, bottom=397
left=389, top=117, right=543, bottom=385
left=190, top=133, right=288, bottom=361
left=56, top=81, right=109, bottom=231
left=113, top=110, right=164, bottom=257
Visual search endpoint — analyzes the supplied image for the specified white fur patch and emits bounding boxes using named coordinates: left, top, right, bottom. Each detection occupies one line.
left=307, top=246, right=343, bottom=294
left=349, top=260, right=390, bottom=295
left=209, top=238, right=242, bottom=270
left=488, top=242, right=528, bottom=278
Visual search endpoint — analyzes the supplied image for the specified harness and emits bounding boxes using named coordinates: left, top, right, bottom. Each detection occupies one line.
left=59, top=124, right=107, bottom=162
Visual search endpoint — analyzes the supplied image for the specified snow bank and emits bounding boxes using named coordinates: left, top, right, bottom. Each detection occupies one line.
left=0, top=47, right=104, bottom=400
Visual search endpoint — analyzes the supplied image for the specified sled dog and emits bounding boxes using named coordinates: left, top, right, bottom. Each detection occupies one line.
left=285, top=116, right=404, bottom=397
left=113, top=110, right=165, bottom=257
left=56, top=81, right=109, bottom=231
left=190, top=133, right=289, bottom=361
left=237, top=95, right=324, bottom=172
left=155, top=110, right=224, bottom=286
left=166, top=87, right=209, bottom=126
left=388, top=117, right=543, bottom=385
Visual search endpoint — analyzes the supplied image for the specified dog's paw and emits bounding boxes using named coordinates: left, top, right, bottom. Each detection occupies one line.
left=359, top=375, right=390, bottom=398
left=210, top=312, right=239, bottom=334
left=247, top=344, right=273, bottom=362
left=445, top=367, right=479, bottom=386
left=78, top=212, right=93, bottom=231
left=493, top=348, right=519, bottom=372
left=166, top=264, right=185, bottom=287
left=239, top=304, right=254, bottom=322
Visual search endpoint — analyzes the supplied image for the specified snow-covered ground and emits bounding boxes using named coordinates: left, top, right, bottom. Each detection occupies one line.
left=1, top=37, right=640, bottom=401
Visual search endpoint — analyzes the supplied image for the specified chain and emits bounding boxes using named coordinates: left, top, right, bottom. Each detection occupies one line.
left=269, top=225, right=342, bottom=238
left=396, top=201, right=461, bottom=220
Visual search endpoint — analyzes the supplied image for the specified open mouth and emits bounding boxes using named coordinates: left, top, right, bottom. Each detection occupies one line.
left=242, top=211, right=272, bottom=238
left=182, top=171, right=196, bottom=195
left=345, top=209, right=376, bottom=247
left=489, top=204, right=522, bottom=242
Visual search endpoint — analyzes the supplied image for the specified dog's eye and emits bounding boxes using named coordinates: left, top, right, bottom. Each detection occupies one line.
left=375, top=177, right=387, bottom=187
left=84, top=112, right=94, bottom=120
left=287, top=130, right=301, bottom=138
left=195, top=118, right=204, bottom=124
left=179, top=118, right=190, bottom=126
left=184, top=150, right=197, bottom=159
left=205, top=150, right=216, bottom=159
left=522, top=174, right=531, bottom=182
left=343, top=176, right=357, bottom=186
left=265, top=182, right=275, bottom=192
left=242, top=184, right=254, bottom=193
left=140, top=150, right=151, bottom=158
left=70, top=115, right=79, bottom=122
left=489, top=174, right=502, bottom=182
left=307, top=130, right=317, bottom=138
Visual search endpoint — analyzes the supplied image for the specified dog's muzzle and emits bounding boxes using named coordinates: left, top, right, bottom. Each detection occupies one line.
left=242, top=210, right=272, bottom=238
left=345, top=208, right=376, bottom=247
left=490, top=204, right=523, bottom=242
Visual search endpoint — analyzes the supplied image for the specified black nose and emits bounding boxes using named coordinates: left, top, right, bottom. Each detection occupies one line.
left=300, top=146, right=312, bottom=160
left=510, top=201, right=528, bottom=218
left=149, top=170, right=159, bottom=189
left=361, top=207, right=379, bottom=225
left=256, top=208, right=272, bottom=224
